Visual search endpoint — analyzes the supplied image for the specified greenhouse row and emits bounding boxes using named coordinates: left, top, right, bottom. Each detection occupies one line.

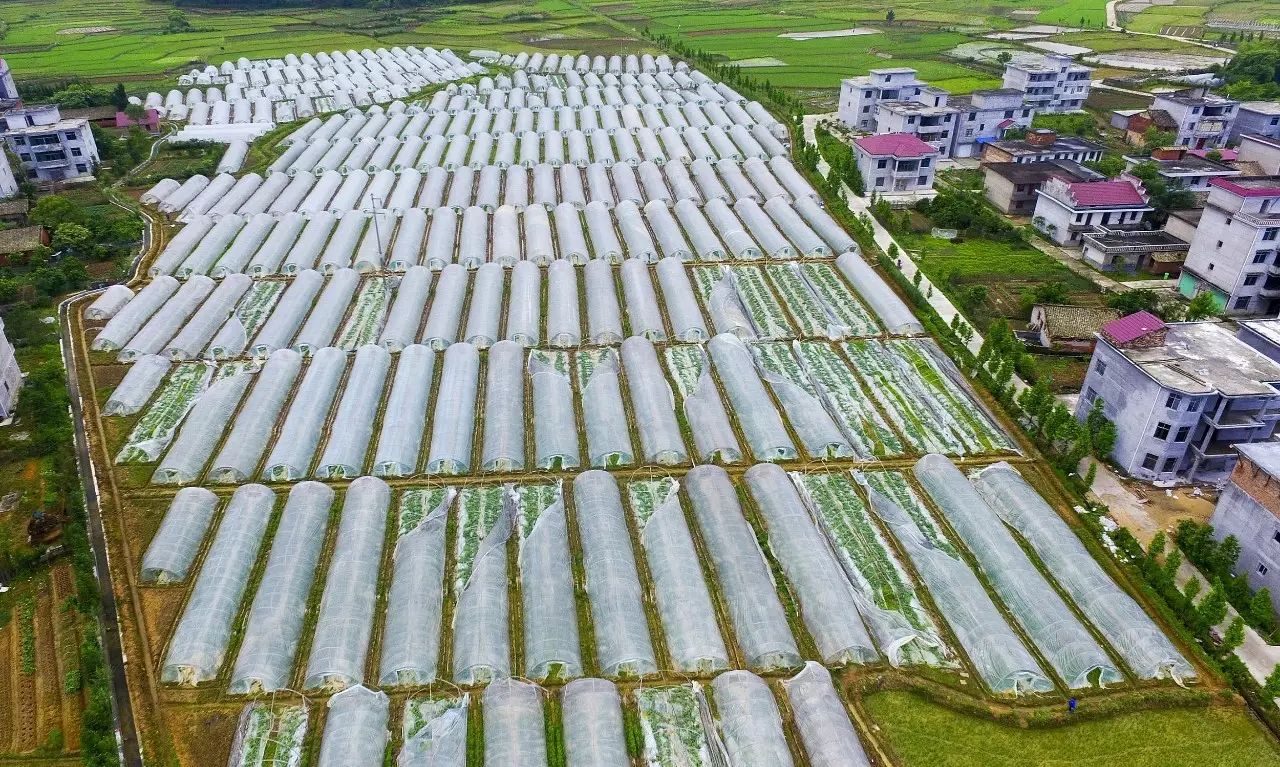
left=156, top=46, right=479, bottom=125
left=90, top=257, right=899, bottom=365
left=149, top=460, right=1182, bottom=696
left=252, top=108, right=787, bottom=180
left=147, top=152, right=813, bottom=230
left=296, top=665, right=864, bottom=767
left=143, top=202, right=849, bottom=291
left=110, top=334, right=1007, bottom=485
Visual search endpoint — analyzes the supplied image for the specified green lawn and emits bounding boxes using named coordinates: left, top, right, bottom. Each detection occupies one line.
left=866, top=691, right=1280, bottom=767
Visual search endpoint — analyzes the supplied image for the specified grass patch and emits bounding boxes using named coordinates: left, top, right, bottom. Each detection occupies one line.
left=865, top=690, right=1280, bottom=766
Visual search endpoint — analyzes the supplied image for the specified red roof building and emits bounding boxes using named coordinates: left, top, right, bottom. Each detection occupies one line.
left=853, top=132, right=938, bottom=158
left=853, top=132, right=939, bottom=195
left=1032, top=174, right=1154, bottom=246
left=1101, top=311, right=1167, bottom=347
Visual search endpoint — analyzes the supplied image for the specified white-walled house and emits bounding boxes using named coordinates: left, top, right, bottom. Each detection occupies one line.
left=1032, top=175, right=1153, bottom=246
left=1178, top=176, right=1280, bottom=316
left=0, top=147, right=17, bottom=198
left=1232, top=102, right=1280, bottom=142
left=837, top=68, right=927, bottom=131
left=1, top=103, right=100, bottom=182
left=1238, top=133, right=1280, bottom=176
left=853, top=133, right=939, bottom=195
left=950, top=88, right=1034, bottom=158
left=0, top=315, right=21, bottom=420
left=1001, top=53, right=1091, bottom=113
left=1150, top=88, right=1238, bottom=150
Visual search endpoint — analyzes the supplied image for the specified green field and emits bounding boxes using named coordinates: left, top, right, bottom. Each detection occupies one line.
left=866, top=691, right=1280, bottom=767
left=0, top=0, right=1124, bottom=104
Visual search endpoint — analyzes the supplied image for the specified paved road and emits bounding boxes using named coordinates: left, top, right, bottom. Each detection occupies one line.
left=59, top=296, right=144, bottom=767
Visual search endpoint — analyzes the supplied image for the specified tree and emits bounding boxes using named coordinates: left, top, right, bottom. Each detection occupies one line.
left=1183, top=291, right=1220, bottom=321
left=1250, top=589, right=1277, bottom=637
left=52, top=223, right=92, bottom=252
left=1085, top=398, right=1117, bottom=457
left=1198, top=579, right=1230, bottom=630
left=1142, top=127, right=1175, bottom=148
left=1106, top=288, right=1162, bottom=316
left=1085, top=154, right=1126, bottom=178
left=996, top=51, right=1012, bottom=64
left=885, top=8, right=895, bottom=23
left=1222, top=616, right=1245, bottom=651
left=29, top=195, right=87, bottom=229
left=1265, top=665, right=1280, bottom=698
left=166, top=9, right=191, bottom=33
left=111, top=83, right=129, bottom=113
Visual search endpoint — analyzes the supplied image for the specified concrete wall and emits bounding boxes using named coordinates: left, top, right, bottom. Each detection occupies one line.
left=1211, top=482, right=1280, bottom=616
left=1181, top=193, right=1277, bottom=315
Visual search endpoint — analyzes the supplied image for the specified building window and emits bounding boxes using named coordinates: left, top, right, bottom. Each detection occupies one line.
left=1095, top=360, right=1107, bottom=377
left=1162, top=457, right=1178, bottom=472
left=1245, top=274, right=1261, bottom=286
left=1235, top=296, right=1252, bottom=310
left=1142, top=453, right=1158, bottom=470
left=1260, top=563, right=1270, bottom=576
left=877, top=159, right=888, bottom=169
left=70, top=147, right=82, bottom=157
left=12, top=136, right=24, bottom=145
left=917, top=176, right=927, bottom=185
left=1154, top=422, right=1171, bottom=440
left=76, top=164, right=87, bottom=173
left=64, top=131, right=76, bottom=140
left=1272, top=531, right=1280, bottom=544
left=874, top=177, right=885, bottom=187
left=1187, top=399, right=1200, bottom=412
left=1166, top=393, right=1182, bottom=409
left=1175, top=426, right=1190, bottom=442
left=1265, top=228, right=1279, bottom=241
left=1254, top=251, right=1271, bottom=264
left=1084, top=386, right=1098, bottom=403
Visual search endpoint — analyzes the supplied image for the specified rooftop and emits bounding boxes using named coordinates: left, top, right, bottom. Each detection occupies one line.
left=1035, top=304, right=1120, bottom=341
left=1, top=117, right=90, bottom=135
left=1129, top=154, right=1240, bottom=177
left=1238, top=318, right=1280, bottom=350
left=1187, top=147, right=1239, bottom=162
left=1083, top=228, right=1188, bottom=250
left=1103, top=311, right=1165, bottom=344
left=1065, top=179, right=1149, bottom=207
left=0, top=225, right=45, bottom=255
left=1209, top=175, right=1280, bottom=198
left=1235, top=441, right=1280, bottom=480
left=854, top=132, right=938, bottom=158
left=983, top=159, right=1101, bottom=184
left=988, top=135, right=1105, bottom=157
left=1240, top=101, right=1280, bottom=116
left=0, top=198, right=29, bottom=218
left=878, top=100, right=957, bottom=116
left=1110, top=321, right=1280, bottom=397
left=1154, top=88, right=1238, bottom=108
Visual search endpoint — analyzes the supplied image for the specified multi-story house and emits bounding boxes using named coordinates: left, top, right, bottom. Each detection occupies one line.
left=1178, top=176, right=1280, bottom=316
left=950, top=88, right=1034, bottom=158
left=981, top=129, right=1105, bottom=165
left=981, top=159, right=1100, bottom=215
left=1230, top=102, right=1280, bottom=143
left=1124, top=147, right=1240, bottom=192
left=0, top=57, right=17, bottom=103
left=0, top=147, right=17, bottom=198
left=853, top=133, right=938, bottom=195
left=1031, top=175, right=1152, bottom=246
left=1238, top=133, right=1280, bottom=176
left=1001, top=53, right=1092, bottom=113
left=873, top=88, right=958, bottom=157
left=0, top=103, right=99, bottom=182
left=1208, top=442, right=1280, bottom=616
left=1076, top=312, right=1280, bottom=484
left=1150, top=88, right=1238, bottom=150
left=0, top=315, right=21, bottom=420
left=837, top=67, right=928, bottom=131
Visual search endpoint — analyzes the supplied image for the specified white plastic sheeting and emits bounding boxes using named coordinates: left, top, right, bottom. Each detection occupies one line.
left=304, top=476, right=390, bottom=690
left=85, top=284, right=135, bottom=321
left=516, top=484, right=582, bottom=681
left=161, top=484, right=274, bottom=684
left=316, top=686, right=390, bottom=767
left=745, top=463, right=879, bottom=665
left=483, top=679, right=547, bottom=767
left=209, top=348, right=303, bottom=483
left=973, top=462, right=1194, bottom=682
left=572, top=470, right=656, bottom=676
left=562, top=678, right=627, bottom=766
left=263, top=346, right=346, bottom=480
left=230, top=481, right=334, bottom=693
left=834, top=251, right=923, bottom=335
left=708, top=334, right=795, bottom=461
left=315, top=344, right=391, bottom=478
left=380, top=488, right=452, bottom=686
left=104, top=354, right=171, bottom=416
left=427, top=342, right=479, bottom=474
left=915, top=454, right=1120, bottom=688
left=153, top=364, right=254, bottom=484
left=620, top=337, right=686, bottom=465
left=372, top=344, right=435, bottom=476
left=781, top=663, right=872, bottom=767
left=710, top=671, right=794, bottom=767
left=140, top=487, right=219, bottom=583
left=452, top=488, right=512, bottom=685
left=93, top=276, right=181, bottom=352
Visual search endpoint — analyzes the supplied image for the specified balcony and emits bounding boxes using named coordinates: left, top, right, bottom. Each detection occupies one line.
left=1190, top=439, right=1238, bottom=458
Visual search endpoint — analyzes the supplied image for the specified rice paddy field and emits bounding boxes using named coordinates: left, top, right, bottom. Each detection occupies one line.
left=0, top=0, right=1197, bottom=108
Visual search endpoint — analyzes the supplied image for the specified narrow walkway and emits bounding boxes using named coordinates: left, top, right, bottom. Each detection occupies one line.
left=801, top=114, right=989, bottom=359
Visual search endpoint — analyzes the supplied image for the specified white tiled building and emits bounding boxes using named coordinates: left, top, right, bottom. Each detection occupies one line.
left=1150, top=88, right=1238, bottom=150
left=1031, top=175, right=1152, bottom=246
left=837, top=68, right=927, bottom=131
left=1178, top=176, right=1280, bottom=316
left=0, top=316, right=21, bottom=420
left=1232, top=102, right=1280, bottom=142
left=853, top=133, right=939, bottom=195
left=950, top=88, right=1034, bottom=159
left=1, top=104, right=100, bottom=182
left=873, top=88, right=959, bottom=158
left=0, top=147, right=17, bottom=198
left=1001, top=54, right=1091, bottom=113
